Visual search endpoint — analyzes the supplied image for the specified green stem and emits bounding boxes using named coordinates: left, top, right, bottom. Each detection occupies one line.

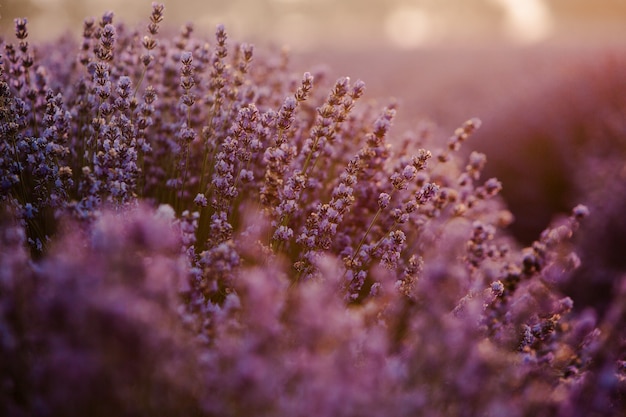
left=178, top=106, right=193, bottom=211
left=351, top=207, right=382, bottom=265
left=133, top=65, right=147, bottom=98
left=346, top=189, right=396, bottom=272
left=178, top=145, right=190, bottom=212
left=198, top=106, right=219, bottom=195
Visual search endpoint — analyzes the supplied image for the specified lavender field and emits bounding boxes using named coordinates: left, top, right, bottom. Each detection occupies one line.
left=1, top=2, right=625, bottom=416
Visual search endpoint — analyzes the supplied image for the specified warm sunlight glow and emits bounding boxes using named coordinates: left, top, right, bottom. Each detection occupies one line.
left=490, top=0, right=554, bottom=44
left=275, top=13, right=316, bottom=49
left=384, top=6, right=432, bottom=49
left=30, top=0, right=63, bottom=5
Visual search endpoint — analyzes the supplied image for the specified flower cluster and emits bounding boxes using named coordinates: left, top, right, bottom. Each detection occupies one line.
left=1, top=4, right=625, bottom=416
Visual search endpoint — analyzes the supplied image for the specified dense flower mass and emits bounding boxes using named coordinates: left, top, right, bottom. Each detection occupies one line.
left=1, top=4, right=625, bottom=416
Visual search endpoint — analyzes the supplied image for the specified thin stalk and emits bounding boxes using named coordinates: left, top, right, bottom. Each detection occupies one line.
left=198, top=104, right=219, bottom=195
left=351, top=207, right=382, bottom=266
left=179, top=106, right=193, bottom=211
left=345, top=189, right=396, bottom=275
left=133, top=65, right=147, bottom=98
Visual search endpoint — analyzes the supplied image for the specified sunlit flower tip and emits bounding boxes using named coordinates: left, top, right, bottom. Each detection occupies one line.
left=402, top=164, right=417, bottom=180
left=412, top=149, right=432, bottom=170
left=484, top=178, right=502, bottom=196
left=334, top=77, right=350, bottom=94
left=369, top=282, right=382, bottom=296
left=181, top=51, right=193, bottom=65
left=466, top=117, right=482, bottom=130
left=151, top=2, right=165, bottom=23
left=14, top=18, right=28, bottom=40
left=102, top=24, right=116, bottom=38
left=142, top=36, right=157, bottom=50
left=491, top=280, right=504, bottom=297
left=216, top=24, right=227, bottom=42
left=565, top=252, right=581, bottom=270
left=559, top=296, right=574, bottom=312
left=194, top=193, right=208, bottom=207
left=179, top=126, right=196, bottom=142
left=467, top=151, right=487, bottom=170
left=101, top=11, right=114, bottom=25
left=572, top=204, right=590, bottom=220
left=273, top=225, right=293, bottom=241
left=282, top=96, right=297, bottom=111
left=351, top=79, right=366, bottom=99
left=294, top=72, right=314, bottom=103
left=415, top=183, right=438, bottom=203
left=241, top=43, right=254, bottom=59
left=378, top=192, right=391, bottom=209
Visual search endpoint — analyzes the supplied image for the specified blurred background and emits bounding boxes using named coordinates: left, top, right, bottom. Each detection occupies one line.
left=1, top=0, right=624, bottom=132
left=1, top=0, right=626, bottom=49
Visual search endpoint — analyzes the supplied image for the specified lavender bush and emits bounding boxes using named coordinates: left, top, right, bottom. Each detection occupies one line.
left=473, top=55, right=626, bottom=317
left=1, top=4, right=625, bottom=416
